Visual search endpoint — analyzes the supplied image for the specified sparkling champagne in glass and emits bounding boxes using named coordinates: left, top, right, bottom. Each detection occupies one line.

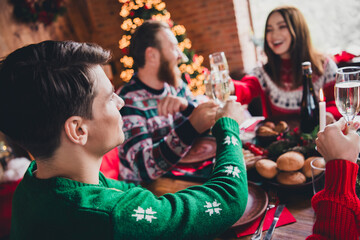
left=212, top=71, right=230, bottom=106
left=208, top=52, right=231, bottom=106
left=334, top=67, right=360, bottom=122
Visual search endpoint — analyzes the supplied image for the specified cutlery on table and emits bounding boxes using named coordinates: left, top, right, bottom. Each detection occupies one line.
left=250, top=191, right=276, bottom=240
left=263, top=204, right=285, bottom=240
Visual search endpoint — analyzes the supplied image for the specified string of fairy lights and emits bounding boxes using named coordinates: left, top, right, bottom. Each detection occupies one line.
left=118, top=0, right=206, bottom=96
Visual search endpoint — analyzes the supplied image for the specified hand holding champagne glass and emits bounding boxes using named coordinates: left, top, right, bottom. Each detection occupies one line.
left=334, top=67, right=360, bottom=122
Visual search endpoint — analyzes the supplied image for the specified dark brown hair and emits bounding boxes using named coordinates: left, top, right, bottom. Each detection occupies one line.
left=130, top=20, right=170, bottom=68
left=0, top=41, right=111, bottom=158
left=263, top=6, right=324, bottom=89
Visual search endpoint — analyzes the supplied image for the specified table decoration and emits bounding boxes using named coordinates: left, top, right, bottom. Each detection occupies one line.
left=247, top=120, right=322, bottom=188
left=10, top=0, right=66, bottom=25
left=265, top=124, right=320, bottom=161
left=319, top=88, right=326, bottom=131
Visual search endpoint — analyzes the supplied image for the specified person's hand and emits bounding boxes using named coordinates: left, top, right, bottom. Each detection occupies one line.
left=188, top=101, right=219, bottom=133
left=316, top=118, right=360, bottom=163
left=158, top=95, right=188, bottom=116
left=215, top=100, right=246, bottom=126
left=326, top=112, right=336, bottom=125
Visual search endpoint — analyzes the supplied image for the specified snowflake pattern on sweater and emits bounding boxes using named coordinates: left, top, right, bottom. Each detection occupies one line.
left=204, top=200, right=222, bottom=216
left=223, top=135, right=239, bottom=146
left=132, top=206, right=157, bottom=223
left=224, top=165, right=241, bottom=178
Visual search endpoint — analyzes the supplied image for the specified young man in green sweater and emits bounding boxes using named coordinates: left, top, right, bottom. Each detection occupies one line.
left=0, top=40, right=248, bottom=240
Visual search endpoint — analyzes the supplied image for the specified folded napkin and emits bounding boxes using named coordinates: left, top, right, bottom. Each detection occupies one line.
left=234, top=205, right=296, bottom=237
left=240, top=117, right=265, bottom=132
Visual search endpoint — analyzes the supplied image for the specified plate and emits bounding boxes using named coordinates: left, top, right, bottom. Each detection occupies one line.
left=231, top=182, right=268, bottom=228
left=179, top=136, right=216, bottom=164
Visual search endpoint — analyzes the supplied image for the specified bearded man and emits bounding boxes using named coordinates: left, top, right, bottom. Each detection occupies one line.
left=101, top=20, right=218, bottom=181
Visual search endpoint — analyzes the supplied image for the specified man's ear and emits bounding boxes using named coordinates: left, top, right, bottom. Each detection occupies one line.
left=64, top=116, right=88, bottom=145
left=145, top=47, right=160, bottom=66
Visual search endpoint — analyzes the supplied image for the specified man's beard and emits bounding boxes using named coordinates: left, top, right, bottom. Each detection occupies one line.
left=157, top=52, right=177, bottom=87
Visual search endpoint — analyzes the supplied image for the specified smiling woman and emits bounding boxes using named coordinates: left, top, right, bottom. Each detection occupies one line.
left=230, top=5, right=340, bottom=122
left=250, top=0, right=360, bottom=57
left=265, top=12, right=292, bottom=60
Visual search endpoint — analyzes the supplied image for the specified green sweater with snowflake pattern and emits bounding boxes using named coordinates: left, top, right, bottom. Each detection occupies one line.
left=10, top=117, right=247, bottom=240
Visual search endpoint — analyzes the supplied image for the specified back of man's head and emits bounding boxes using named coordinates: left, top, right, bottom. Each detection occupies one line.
left=0, top=40, right=111, bottom=159
left=130, top=20, right=169, bottom=69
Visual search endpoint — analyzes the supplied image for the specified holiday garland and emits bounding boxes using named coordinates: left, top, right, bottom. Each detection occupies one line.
left=118, top=0, right=206, bottom=96
left=10, top=0, right=66, bottom=25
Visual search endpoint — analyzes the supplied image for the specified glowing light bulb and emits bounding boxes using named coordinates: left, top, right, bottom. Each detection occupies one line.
left=120, top=56, right=134, bottom=68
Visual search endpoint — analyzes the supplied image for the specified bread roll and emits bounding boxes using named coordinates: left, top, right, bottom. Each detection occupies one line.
left=255, top=159, right=278, bottom=179
left=256, top=126, right=279, bottom=136
left=277, top=171, right=306, bottom=185
left=274, top=121, right=288, bottom=133
left=276, top=151, right=305, bottom=171
left=263, top=121, right=275, bottom=130
left=302, top=156, right=325, bottom=178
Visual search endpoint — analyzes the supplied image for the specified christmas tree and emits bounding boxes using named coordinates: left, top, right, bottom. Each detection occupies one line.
left=118, top=0, right=206, bottom=96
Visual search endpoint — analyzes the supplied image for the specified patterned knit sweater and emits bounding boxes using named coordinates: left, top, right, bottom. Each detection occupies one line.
left=233, top=58, right=340, bottom=119
left=10, top=118, right=248, bottom=240
left=307, top=160, right=360, bottom=239
left=116, top=75, right=199, bottom=181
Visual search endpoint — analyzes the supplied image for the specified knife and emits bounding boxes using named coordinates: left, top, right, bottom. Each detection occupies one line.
left=263, top=204, right=285, bottom=240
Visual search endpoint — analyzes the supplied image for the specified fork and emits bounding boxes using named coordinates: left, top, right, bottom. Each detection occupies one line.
left=250, top=190, right=277, bottom=240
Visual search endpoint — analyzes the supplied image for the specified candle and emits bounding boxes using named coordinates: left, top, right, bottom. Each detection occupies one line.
left=319, top=88, right=326, bottom=131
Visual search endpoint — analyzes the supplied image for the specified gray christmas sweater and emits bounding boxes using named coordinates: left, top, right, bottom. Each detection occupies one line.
left=117, top=75, right=199, bottom=181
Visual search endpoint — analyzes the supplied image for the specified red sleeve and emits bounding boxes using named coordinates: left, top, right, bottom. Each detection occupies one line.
left=323, top=81, right=341, bottom=120
left=100, top=147, right=120, bottom=180
left=233, top=75, right=262, bottom=105
left=306, top=160, right=360, bottom=239
left=0, top=180, right=21, bottom=238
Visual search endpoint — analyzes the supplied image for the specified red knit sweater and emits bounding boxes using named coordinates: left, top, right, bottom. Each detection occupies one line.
left=233, top=58, right=341, bottom=119
left=307, top=160, right=360, bottom=239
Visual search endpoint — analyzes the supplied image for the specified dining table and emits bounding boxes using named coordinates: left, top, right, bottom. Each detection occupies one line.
left=142, top=115, right=317, bottom=239
left=142, top=175, right=315, bottom=240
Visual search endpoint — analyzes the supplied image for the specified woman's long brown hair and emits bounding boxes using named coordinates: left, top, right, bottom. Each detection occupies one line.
left=263, top=6, right=325, bottom=89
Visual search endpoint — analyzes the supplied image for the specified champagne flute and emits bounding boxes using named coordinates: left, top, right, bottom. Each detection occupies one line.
left=334, top=67, right=360, bottom=123
left=209, top=52, right=229, bottom=73
left=211, top=71, right=230, bottom=107
left=208, top=52, right=231, bottom=107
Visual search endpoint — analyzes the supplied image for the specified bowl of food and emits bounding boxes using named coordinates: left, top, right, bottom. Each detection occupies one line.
left=254, top=151, right=326, bottom=190
left=255, top=120, right=289, bottom=147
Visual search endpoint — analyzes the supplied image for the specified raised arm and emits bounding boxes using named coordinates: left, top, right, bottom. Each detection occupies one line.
left=307, top=119, right=360, bottom=239
left=231, top=75, right=262, bottom=105
left=111, top=101, right=249, bottom=239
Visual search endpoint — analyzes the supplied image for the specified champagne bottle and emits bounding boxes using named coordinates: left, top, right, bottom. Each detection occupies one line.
left=300, top=62, right=319, bottom=133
